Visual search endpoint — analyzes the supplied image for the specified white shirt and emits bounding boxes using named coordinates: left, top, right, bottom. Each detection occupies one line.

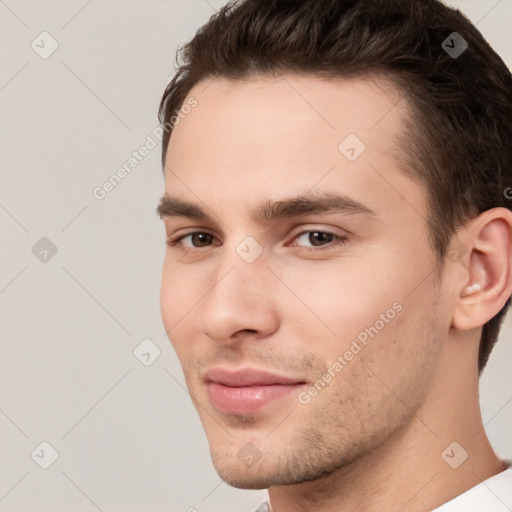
left=433, top=461, right=512, bottom=511
left=254, top=461, right=512, bottom=512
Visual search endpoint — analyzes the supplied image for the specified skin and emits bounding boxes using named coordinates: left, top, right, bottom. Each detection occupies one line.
left=158, top=73, right=512, bottom=512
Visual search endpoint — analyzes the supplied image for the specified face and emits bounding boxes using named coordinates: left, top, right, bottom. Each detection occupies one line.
left=158, top=73, right=450, bottom=489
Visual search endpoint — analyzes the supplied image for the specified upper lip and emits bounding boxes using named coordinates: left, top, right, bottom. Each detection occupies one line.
left=204, top=367, right=307, bottom=387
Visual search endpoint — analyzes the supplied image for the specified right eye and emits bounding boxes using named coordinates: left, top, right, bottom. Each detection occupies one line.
left=166, top=231, right=219, bottom=250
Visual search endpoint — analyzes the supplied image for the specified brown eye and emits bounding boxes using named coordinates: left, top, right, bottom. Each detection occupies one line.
left=166, top=231, right=219, bottom=250
left=292, top=230, right=344, bottom=249
left=187, top=233, right=213, bottom=247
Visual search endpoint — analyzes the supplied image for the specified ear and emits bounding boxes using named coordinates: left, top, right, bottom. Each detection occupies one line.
left=452, top=207, right=512, bottom=331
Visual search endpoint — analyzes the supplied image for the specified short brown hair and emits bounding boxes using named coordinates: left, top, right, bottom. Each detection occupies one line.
left=158, top=0, right=512, bottom=374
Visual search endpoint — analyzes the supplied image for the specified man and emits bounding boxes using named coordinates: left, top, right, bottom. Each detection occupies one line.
left=156, top=0, right=512, bottom=510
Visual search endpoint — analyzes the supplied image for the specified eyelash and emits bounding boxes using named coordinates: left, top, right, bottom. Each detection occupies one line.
left=165, top=229, right=348, bottom=253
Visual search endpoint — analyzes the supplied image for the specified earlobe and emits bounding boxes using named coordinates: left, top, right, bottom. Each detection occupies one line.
left=452, top=208, right=512, bottom=331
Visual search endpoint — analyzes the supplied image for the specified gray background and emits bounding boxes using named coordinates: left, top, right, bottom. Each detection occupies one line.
left=0, top=0, right=511, bottom=510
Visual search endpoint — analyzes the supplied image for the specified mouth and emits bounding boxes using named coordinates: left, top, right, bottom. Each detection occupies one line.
left=204, top=367, right=308, bottom=415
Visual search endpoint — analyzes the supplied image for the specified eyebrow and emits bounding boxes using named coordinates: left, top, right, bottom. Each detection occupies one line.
left=156, top=191, right=376, bottom=224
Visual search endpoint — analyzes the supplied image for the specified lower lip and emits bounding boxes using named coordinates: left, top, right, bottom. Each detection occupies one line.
left=207, top=382, right=304, bottom=415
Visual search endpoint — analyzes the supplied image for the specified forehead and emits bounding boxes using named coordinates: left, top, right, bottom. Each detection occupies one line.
left=170, top=73, right=406, bottom=150
left=164, top=72, right=425, bottom=224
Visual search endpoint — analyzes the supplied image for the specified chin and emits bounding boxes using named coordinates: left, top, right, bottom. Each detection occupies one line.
left=210, top=459, right=261, bottom=488
left=219, top=473, right=272, bottom=490
left=214, top=465, right=298, bottom=490
left=210, top=450, right=333, bottom=490
left=211, top=453, right=278, bottom=489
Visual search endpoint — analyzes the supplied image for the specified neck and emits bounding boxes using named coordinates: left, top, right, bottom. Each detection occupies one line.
left=267, top=350, right=505, bottom=512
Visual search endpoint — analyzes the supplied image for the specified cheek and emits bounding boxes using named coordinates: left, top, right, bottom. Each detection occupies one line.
left=279, top=253, right=410, bottom=348
left=305, top=299, right=441, bottom=435
left=340, top=282, right=443, bottom=397
left=159, top=258, right=196, bottom=347
left=160, top=255, right=200, bottom=303
left=159, top=260, right=176, bottom=325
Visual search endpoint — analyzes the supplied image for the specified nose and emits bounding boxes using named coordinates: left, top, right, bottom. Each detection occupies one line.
left=198, top=249, right=280, bottom=345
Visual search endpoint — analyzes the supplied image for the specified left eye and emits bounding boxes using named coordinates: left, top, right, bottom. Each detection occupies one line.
left=290, top=230, right=346, bottom=249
